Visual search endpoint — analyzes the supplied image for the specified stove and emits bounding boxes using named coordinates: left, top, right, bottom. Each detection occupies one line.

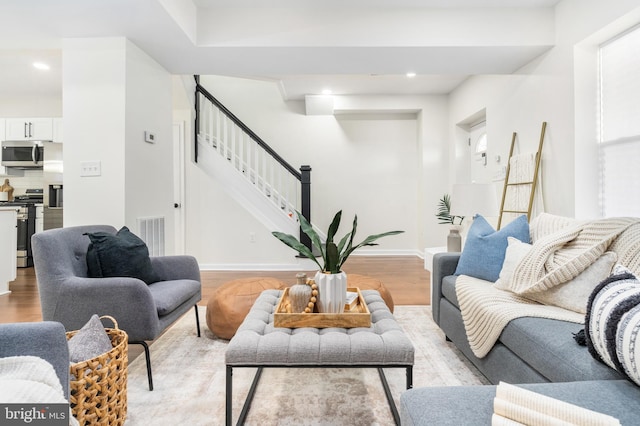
left=0, top=189, right=43, bottom=268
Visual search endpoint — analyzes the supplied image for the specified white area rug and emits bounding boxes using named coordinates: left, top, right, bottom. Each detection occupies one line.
left=125, top=306, right=488, bottom=425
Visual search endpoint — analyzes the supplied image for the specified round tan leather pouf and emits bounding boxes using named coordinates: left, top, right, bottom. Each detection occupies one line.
left=206, top=277, right=286, bottom=340
left=347, top=273, right=395, bottom=313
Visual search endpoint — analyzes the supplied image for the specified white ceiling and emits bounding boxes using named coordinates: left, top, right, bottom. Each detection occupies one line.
left=0, top=0, right=562, bottom=101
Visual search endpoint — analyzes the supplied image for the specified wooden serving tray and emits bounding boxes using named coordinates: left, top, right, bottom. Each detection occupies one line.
left=274, top=287, right=371, bottom=328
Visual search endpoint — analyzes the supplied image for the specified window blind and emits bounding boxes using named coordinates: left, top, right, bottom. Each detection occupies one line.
left=599, top=25, right=640, bottom=217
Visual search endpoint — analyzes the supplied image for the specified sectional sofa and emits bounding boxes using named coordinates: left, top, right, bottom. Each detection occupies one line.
left=400, top=215, right=640, bottom=425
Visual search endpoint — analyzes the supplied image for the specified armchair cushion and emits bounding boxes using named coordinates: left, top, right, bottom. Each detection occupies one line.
left=149, top=279, right=202, bottom=316
left=85, top=226, right=158, bottom=284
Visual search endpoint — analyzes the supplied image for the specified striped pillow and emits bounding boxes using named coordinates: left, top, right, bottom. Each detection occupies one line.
left=616, top=304, right=640, bottom=386
left=585, top=265, right=640, bottom=383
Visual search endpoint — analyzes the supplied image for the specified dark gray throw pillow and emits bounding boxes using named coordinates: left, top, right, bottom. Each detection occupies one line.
left=85, top=226, right=158, bottom=284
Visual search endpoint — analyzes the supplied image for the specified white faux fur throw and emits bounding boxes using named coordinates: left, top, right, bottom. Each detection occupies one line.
left=0, top=356, right=79, bottom=426
left=456, top=275, right=584, bottom=358
left=507, top=216, right=640, bottom=295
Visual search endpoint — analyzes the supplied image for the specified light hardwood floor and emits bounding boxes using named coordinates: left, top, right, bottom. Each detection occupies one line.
left=0, top=255, right=430, bottom=325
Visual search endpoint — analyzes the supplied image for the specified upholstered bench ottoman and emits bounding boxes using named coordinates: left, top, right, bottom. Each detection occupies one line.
left=225, top=289, right=415, bottom=425
left=206, top=277, right=286, bottom=340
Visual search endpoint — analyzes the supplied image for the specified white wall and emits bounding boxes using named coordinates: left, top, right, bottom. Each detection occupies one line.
left=0, top=96, right=61, bottom=117
left=448, top=0, right=640, bottom=220
left=124, top=41, right=175, bottom=252
left=63, top=38, right=127, bottom=227
left=182, top=76, right=449, bottom=268
left=63, top=38, right=175, bottom=252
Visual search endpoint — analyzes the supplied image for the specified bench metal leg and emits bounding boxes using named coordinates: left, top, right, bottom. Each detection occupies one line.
left=227, top=366, right=264, bottom=426
left=229, top=366, right=409, bottom=425
left=378, top=368, right=401, bottom=426
left=226, top=366, right=233, bottom=426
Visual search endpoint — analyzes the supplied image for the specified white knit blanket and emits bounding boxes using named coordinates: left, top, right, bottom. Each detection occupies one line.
left=456, top=276, right=584, bottom=358
left=508, top=217, right=640, bottom=294
left=0, top=356, right=79, bottom=426
left=492, top=382, right=620, bottom=425
left=457, top=215, right=640, bottom=358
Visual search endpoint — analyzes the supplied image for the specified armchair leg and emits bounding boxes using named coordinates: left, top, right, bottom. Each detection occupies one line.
left=131, top=341, right=154, bottom=391
left=194, top=304, right=201, bottom=337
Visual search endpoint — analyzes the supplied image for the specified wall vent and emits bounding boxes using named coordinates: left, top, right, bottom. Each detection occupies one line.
left=137, top=216, right=165, bottom=257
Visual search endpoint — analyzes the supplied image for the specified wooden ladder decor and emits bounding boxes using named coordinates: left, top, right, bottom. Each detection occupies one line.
left=497, top=121, right=547, bottom=230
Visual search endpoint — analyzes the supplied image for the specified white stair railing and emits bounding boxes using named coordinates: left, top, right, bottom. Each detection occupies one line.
left=195, top=80, right=312, bottom=243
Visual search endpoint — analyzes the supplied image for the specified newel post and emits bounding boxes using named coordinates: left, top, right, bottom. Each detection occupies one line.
left=194, top=75, right=200, bottom=163
left=300, top=165, right=312, bottom=251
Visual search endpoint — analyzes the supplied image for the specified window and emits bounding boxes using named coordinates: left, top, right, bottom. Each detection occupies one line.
left=475, top=132, right=487, bottom=155
left=598, top=25, right=640, bottom=216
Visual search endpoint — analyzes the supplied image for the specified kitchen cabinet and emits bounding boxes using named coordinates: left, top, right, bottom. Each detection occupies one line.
left=53, top=118, right=63, bottom=143
left=35, top=205, right=44, bottom=234
left=0, top=207, right=17, bottom=295
left=4, top=118, right=53, bottom=141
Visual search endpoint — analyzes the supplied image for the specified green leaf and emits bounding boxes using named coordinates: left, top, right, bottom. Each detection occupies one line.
left=325, top=242, right=340, bottom=273
left=326, top=210, right=342, bottom=244
left=436, top=194, right=455, bottom=224
left=271, top=231, right=322, bottom=270
left=296, top=210, right=325, bottom=263
left=338, top=215, right=358, bottom=268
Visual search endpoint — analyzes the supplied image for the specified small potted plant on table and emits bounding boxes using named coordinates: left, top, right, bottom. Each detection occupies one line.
left=272, top=210, right=403, bottom=313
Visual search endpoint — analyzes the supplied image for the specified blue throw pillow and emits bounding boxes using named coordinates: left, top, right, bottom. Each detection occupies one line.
left=454, top=215, right=530, bottom=282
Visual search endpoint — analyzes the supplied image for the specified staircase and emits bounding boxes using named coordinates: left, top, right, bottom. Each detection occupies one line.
left=194, top=77, right=312, bottom=244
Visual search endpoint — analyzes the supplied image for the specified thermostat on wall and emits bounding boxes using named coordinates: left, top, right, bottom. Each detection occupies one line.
left=144, top=131, right=156, bottom=144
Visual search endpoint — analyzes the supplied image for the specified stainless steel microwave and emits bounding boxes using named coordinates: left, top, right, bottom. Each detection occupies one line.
left=1, top=140, right=45, bottom=169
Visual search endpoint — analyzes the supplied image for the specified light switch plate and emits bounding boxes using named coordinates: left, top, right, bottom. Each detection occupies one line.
left=80, top=161, right=101, bottom=177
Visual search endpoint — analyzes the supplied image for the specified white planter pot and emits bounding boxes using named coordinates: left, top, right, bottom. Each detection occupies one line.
left=314, top=271, right=347, bottom=313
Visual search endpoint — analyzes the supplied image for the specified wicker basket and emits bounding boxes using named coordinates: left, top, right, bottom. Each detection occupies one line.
left=66, top=315, right=128, bottom=426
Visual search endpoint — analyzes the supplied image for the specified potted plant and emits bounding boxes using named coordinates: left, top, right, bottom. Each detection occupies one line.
left=436, top=194, right=464, bottom=252
left=272, top=210, right=403, bottom=313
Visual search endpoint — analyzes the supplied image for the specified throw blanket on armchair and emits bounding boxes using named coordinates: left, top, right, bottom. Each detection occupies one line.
left=457, top=215, right=640, bottom=358
left=0, top=356, right=79, bottom=426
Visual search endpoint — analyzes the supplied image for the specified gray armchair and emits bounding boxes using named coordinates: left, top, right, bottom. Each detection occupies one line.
left=31, top=225, right=202, bottom=391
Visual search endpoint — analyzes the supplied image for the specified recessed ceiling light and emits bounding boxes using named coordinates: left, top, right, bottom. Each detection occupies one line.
left=322, top=89, right=333, bottom=95
left=406, top=72, right=416, bottom=78
left=33, top=62, right=50, bottom=71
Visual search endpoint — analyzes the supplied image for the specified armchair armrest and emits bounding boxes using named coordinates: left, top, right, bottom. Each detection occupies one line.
left=431, top=252, right=461, bottom=326
left=151, top=255, right=200, bottom=282
left=0, top=321, right=70, bottom=399
left=53, top=276, right=161, bottom=341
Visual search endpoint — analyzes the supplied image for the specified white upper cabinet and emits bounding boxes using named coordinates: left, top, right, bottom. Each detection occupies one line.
left=53, top=118, right=63, bottom=143
left=4, top=118, right=54, bottom=141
